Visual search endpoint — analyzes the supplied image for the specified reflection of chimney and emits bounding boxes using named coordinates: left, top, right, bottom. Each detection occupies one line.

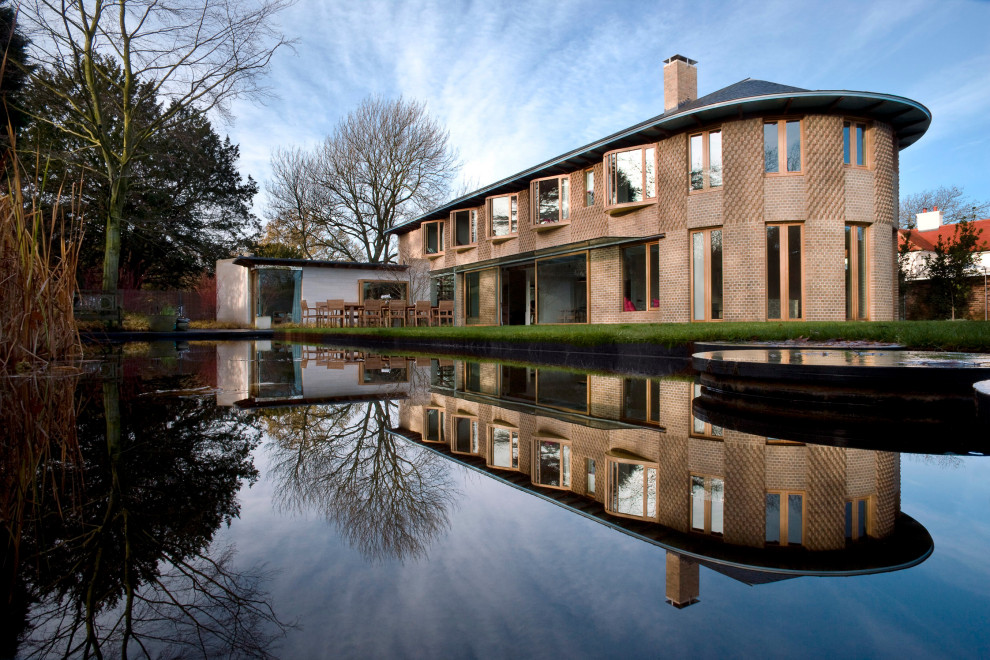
left=663, top=55, right=698, bottom=112
left=916, top=207, right=944, bottom=231
left=665, top=552, right=700, bottom=608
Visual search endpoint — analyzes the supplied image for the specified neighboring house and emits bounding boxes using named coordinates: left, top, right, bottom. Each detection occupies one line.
left=216, top=256, right=409, bottom=328
left=389, top=55, right=931, bottom=325
left=898, top=209, right=990, bottom=320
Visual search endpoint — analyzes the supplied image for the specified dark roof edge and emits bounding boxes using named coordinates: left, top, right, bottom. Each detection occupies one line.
left=231, top=256, right=409, bottom=271
left=389, top=88, right=931, bottom=236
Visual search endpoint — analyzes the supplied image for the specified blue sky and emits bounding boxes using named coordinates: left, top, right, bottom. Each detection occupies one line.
left=224, top=0, right=990, bottom=220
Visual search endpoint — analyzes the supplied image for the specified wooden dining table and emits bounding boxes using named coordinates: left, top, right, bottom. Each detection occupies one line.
left=342, top=302, right=364, bottom=327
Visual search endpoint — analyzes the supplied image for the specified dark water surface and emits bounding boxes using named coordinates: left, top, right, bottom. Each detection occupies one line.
left=3, top=341, right=989, bottom=658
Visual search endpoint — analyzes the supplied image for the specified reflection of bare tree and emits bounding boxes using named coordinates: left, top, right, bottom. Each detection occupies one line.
left=262, top=400, right=457, bottom=562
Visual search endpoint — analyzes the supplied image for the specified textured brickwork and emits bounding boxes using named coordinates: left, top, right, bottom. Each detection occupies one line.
left=765, top=444, right=807, bottom=490
left=658, top=134, right=690, bottom=323
left=874, top=451, right=899, bottom=538
left=723, top=435, right=766, bottom=548
left=722, top=119, right=766, bottom=322
left=805, top=445, right=846, bottom=551
left=872, top=122, right=898, bottom=320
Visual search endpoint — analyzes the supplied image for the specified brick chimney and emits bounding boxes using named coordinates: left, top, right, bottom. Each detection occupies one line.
left=665, top=552, right=700, bottom=608
left=663, top=55, right=698, bottom=112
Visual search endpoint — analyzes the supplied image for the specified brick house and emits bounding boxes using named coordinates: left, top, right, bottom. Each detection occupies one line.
left=389, top=56, right=931, bottom=325
left=898, top=210, right=990, bottom=320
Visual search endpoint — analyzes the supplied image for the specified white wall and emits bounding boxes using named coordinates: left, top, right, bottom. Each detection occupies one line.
left=301, top=266, right=410, bottom=303
left=216, top=341, right=253, bottom=406
left=216, top=259, right=252, bottom=327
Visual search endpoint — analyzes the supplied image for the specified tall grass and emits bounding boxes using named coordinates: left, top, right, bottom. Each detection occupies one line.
left=0, top=133, right=83, bottom=369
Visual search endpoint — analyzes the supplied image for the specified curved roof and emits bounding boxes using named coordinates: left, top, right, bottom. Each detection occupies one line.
left=390, top=78, right=931, bottom=235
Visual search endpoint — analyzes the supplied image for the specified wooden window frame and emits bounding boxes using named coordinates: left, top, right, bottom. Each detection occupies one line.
left=689, top=228, right=724, bottom=322
left=423, top=407, right=446, bottom=444
left=845, top=496, right=874, bottom=541
left=763, top=118, right=804, bottom=176
left=486, top=193, right=519, bottom=243
left=621, top=242, right=661, bottom=312
left=422, top=220, right=445, bottom=258
left=464, top=270, right=481, bottom=325
left=845, top=223, right=870, bottom=320
left=451, top=208, right=478, bottom=251
left=450, top=413, right=480, bottom=455
left=766, top=489, right=806, bottom=547
left=358, top=279, right=409, bottom=304
left=688, top=128, right=722, bottom=192
left=620, top=377, right=662, bottom=426
left=358, top=359, right=410, bottom=385
left=690, top=382, right=723, bottom=439
left=843, top=119, right=871, bottom=169
left=585, top=168, right=595, bottom=207
left=532, top=435, right=572, bottom=490
left=487, top=423, right=520, bottom=470
left=766, top=222, right=805, bottom=321
left=586, top=457, right=596, bottom=495
left=605, top=453, right=659, bottom=521
left=604, top=143, right=657, bottom=214
left=533, top=250, right=590, bottom=325
left=530, top=174, right=570, bottom=230
left=690, top=473, right=725, bottom=536
left=498, top=364, right=589, bottom=413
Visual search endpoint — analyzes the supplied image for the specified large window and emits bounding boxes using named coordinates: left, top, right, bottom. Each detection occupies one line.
left=424, top=408, right=445, bottom=443
left=766, top=223, right=803, bottom=320
left=361, top=280, right=408, bottom=303
left=691, top=229, right=723, bottom=321
left=452, top=415, right=479, bottom=454
left=846, top=497, right=872, bottom=541
left=622, top=243, right=660, bottom=311
left=691, top=475, right=724, bottom=535
left=845, top=224, right=868, bottom=320
left=537, top=369, right=587, bottom=413
left=622, top=378, right=661, bottom=425
left=464, top=271, right=481, bottom=324
left=605, top=145, right=656, bottom=210
left=453, top=209, right=478, bottom=247
left=534, top=439, right=571, bottom=489
left=585, top=169, right=594, bottom=207
left=489, top=426, right=520, bottom=470
left=423, top=220, right=445, bottom=256
left=691, top=382, right=723, bottom=438
left=766, top=491, right=804, bottom=546
left=488, top=194, right=518, bottom=239
left=843, top=120, right=869, bottom=168
left=430, top=274, right=454, bottom=306
left=532, top=175, right=570, bottom=226
left=536, top=253, right=587, bottom=324
left=607, top=456, right=658, bottom=520
left=689, top=129, right=722, bottom=191
left=764, top=119, right=802, bottom=174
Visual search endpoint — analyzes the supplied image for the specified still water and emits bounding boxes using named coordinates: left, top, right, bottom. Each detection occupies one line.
left=3, top=341, right=989, bottom=658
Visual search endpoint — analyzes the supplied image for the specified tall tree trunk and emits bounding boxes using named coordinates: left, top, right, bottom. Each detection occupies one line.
left=101, top=178, right=127, bottom=295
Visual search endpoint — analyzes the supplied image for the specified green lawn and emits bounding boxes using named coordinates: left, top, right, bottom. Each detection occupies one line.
left=281, top=320, right=990, bottom=352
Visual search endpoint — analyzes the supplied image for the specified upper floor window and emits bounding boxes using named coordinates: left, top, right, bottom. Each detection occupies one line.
left=531, top=175, right=570, bottom=226
left=605, top=145, right=656, bottom=210
left=764, top=119, right=802, bottom=174
left=489, top=425, right=520, bottom=470
left=423, top=220, right=445, bottom=256
left=585, top=169, right=594, bottom=206
left=622, top=243, right=660, bottom=311
left=423, top=407, right=445, bottom=443
left=451, top=414, right=479, bottom=454
left=606, top=454, right=658, bottom=520
left=844, top=120, right=869, bottom=167
left=487, top=193, right=518, bottom=239
left=690, top=129, right=722, bottom=191
left=452, top=209, right=478, bottom=247
left=533, top=438, right=571, bottom=489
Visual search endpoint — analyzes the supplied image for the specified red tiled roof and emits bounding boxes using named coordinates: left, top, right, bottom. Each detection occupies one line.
left=898, top=218, right=990, bottom=252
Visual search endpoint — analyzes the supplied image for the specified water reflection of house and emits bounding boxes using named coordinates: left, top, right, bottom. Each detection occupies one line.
left=396, top=360, right=931, bottom=606
left=215, top=341, right=416, bottom=407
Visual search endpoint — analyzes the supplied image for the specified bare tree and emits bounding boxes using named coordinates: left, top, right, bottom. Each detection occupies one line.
left=20, top=0, right=294, bottom=294
left=266, top=96, right=459, bottom=263
left=900, top=185, right=989, bottom=228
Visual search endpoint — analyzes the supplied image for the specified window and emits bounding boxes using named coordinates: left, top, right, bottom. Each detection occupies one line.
left=622, top=378, right=661, bottom=425
left=430, top=274, right=454, bottom=306
left=465, top=271, right=481, bottom=324
left=424, top=407, right=445, bottom=443
left=691, top=475, right=724, bottom=535
left=489, top=426, right=519, bottom=470
left=622, top=243, right=661, bottom=311
left=845, top=497, right=872, bottom=541
left=587, top=458, right=596, bottom=494
left=423, top=220, right=445, bottom=256
left=766, top=223, right=803, bottom=320
left=452, top=415, right=479, bottom=454
left=843, top=121, right=868, bottom=167
left=845, top=224, right=868, bottom=320
left=691, top=229, right=723, bottom=321
left=531, top=175, right=570, bottom=226
left=585, top=169, right=594, bottom=206
left=453, top=209, right=477, bottom=247
left=464, top=361, right=482, bottom=393
left=691, top=382, right=722, bottom=438
left=487, top=194, right=518, bottom=239
left=360, top=280, right=408, bottom=303
left=430, top=359, right=454, bottom=388
left=764, top=119, right=802, bottom=174
left=607, top=456, right=658, bottom=520
left=534, top=439, right=571, bottom=489
left=536, top=253, right=587, bottom=323
left=689, top=129, right=722, bottom=191
left=766, top=491, right=804, bottom=546
left=605, top=145, right=656, bottom=210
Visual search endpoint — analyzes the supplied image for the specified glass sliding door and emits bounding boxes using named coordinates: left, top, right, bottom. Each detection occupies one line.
left=536, top=253, right=587, bottom=324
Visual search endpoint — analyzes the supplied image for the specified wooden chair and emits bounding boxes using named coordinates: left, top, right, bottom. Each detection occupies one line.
left=433, top=300, right=454, bottom=326
left=325, top=299, right=345, bottom=328
left=300, top=300, right=319, bottom=325
left=360, top=299, right=385, bottom=327
left=314, top=301, right=329, bottom=327
left=386, top=300, right=408, bottom=327
left=412, top=301, right=432, bottom=326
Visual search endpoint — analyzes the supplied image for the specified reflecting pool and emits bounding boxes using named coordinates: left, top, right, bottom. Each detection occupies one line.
left=3, top=341, right=989, bottom=658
